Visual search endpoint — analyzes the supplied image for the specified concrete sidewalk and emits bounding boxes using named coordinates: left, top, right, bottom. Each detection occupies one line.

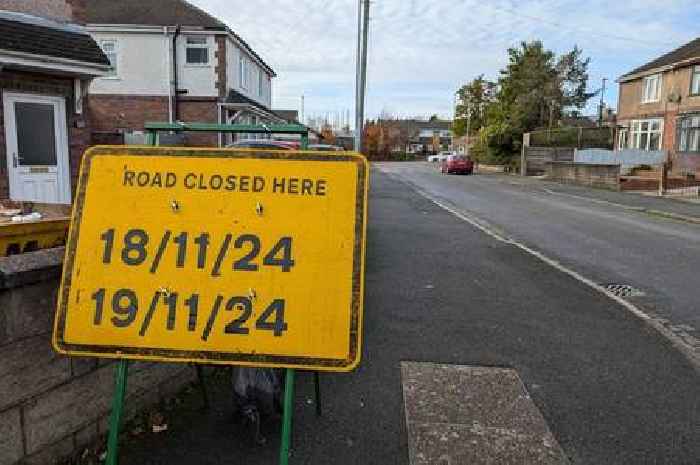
left=507, top=174, right=700, bottom=223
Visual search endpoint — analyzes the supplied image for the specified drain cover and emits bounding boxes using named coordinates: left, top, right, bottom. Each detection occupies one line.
left=604, top=284, right=645, bottom=297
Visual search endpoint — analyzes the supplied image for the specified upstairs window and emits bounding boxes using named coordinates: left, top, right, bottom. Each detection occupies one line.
left=185, top=36, right=209, bottom=65
left=678, top=115, right=700, bottom=153
left=239, top=56, right=248, bottom=89
left=641, top=74, right=661, bottom=103
left=258, top=69, right=264, bottom=98
left=100, top=40, right=118, bottom=77
left=691, top=66, right=700, bottom=96
left=630, top=119, right=663, bottom=151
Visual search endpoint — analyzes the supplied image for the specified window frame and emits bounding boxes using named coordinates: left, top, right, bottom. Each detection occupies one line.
left=184, top=35, right=210, bottom=67
left=239, top=56, right=248, bottom=90
left=690, top=66, right=700, bottom=97
left=641, top=73, right=662, bottom=103
left=258, top=69, right=264, bottom=98
left=617, top=127, right=628, bottom=150
left=677, top=114, right=700, bottom=154
left=99, top=39, right=119, bottom=79
left=629, top=118, right=663, bottom=151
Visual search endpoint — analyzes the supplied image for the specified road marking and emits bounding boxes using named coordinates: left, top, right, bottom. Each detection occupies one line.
left=403, top=181, right=700, bottom=372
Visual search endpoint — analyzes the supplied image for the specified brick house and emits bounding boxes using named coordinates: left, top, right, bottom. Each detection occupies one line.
left=0, top=1, right=110, bottom=204
left=84, top=0, right=283, bottom=147
left=617, top=37, right=700, bottom=174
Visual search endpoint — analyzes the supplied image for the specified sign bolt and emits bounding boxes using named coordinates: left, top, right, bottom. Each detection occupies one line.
left=256, top=202, right=264, bottom=216
left=171, top=200, right=180, bottom=212
left=158, top=287, right=172, bottom=298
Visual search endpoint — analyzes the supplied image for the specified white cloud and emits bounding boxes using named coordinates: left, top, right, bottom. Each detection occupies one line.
left=191, top=0, right=698, bottom=121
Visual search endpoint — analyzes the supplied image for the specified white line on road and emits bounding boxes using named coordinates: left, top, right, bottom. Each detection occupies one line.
left=407, top=182, right=700, bottom=372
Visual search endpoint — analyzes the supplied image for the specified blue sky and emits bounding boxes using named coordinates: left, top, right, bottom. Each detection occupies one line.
left=192, top=0, right=698, bottom=123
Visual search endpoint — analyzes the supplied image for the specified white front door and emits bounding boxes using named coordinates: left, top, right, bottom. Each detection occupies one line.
left=3, top=92, right=71, bottom=204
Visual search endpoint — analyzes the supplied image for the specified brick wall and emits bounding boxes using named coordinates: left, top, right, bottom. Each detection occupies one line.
left=178, top=98, right=220, bottom=146
left=89, top=95, right=221, bottom=146
left=0, top=249, right=197, bottom=465
left=0, top=70, right=92, bottom=201
left=215, top=37, right=227, bottom=99
left=546, top=161, right=621, bottom=190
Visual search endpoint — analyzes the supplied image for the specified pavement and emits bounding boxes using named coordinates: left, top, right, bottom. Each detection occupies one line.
left=118, top=167, right=699, bottom=465
left=378, top=162, right=700, bottom=359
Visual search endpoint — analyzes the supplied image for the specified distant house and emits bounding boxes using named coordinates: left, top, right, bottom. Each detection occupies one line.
left=399, top=119, right=453, bottom=154
left=84, top=0, right=283, bottom=146
left=617, top=37, right=700, bottom=174
left=0, top=1, right=110, bottom=204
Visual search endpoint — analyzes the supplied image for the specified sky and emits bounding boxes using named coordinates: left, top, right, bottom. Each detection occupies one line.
left=191, top=0, right=698, bottom=124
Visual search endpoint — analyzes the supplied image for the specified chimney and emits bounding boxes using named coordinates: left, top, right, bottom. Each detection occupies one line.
left=66, top=0, right=87, bottom=24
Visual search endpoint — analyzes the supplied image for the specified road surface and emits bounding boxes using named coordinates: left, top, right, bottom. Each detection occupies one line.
left=378, top=162, right=700, bottom=359
left=120, top=167, right=699, bottom=465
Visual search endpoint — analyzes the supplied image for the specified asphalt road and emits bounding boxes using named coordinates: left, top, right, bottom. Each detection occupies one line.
left=121, top=167, right=699, bottom=465
left=377, top=162, right=700, bottom=356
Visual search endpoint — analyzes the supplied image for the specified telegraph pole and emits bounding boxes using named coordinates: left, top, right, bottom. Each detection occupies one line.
left=300, top=94, right=305, bottom=124
left=598, top=78, right=607, bottom=127
left=355, top=0, right=370, bottom=152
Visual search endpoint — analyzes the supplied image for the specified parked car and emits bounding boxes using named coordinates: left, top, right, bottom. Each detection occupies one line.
left=441, top=155, right=474, bottom=175
left=428, top=151, right=453, bottom=163
left=307, top=144, right=345, bottom=151
left=227, top=140, right=294, bottom=150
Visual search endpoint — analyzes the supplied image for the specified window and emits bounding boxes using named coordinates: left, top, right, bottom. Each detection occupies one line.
left=691, top=66, right=700, bottom=96
left=100, top=40, right=118, bottom=77
left=678, top=115, right=700, bottom=153
left=630, top=119, right=663, bottom=151
left=258, top=69, right=264, bottom=98
left=641, top=74, right=661, bottom=103
left=618, top=127, right=628, bottom=150
left=185, top=36, right=209, bottom=65
left=239, top=56, right=248, bottom=89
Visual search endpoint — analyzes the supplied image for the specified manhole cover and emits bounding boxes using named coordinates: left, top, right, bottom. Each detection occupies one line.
left=604, top=284, right=645, bottom=297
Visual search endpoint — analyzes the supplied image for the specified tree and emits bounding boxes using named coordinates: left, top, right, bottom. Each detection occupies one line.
left=468, top=41, right=594, bottom=164
left=453, top=75, right=497, bottom=137
left=320, top=124, right=336, bottom=145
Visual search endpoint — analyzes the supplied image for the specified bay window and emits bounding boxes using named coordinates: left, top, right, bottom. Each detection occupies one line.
left=677, top=115, right=700, bottom=153
left=629, top=119, right=663, bottom=151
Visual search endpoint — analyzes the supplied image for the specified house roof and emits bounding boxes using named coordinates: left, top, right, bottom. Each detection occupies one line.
left=620, top=37, right=700, bottom=80
left=84, top=0, right=275, bottom=76
left=0, top=11, right=109, bottom=67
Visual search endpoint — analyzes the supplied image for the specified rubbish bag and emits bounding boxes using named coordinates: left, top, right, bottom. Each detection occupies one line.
left=232, top=367, right=283, bottom=444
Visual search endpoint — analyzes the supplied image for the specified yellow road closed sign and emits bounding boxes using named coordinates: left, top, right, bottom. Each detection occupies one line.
left=53, top=147, right=368, bottom=371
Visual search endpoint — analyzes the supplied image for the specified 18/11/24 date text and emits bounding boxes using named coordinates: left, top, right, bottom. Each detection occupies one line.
left=99, top=228, right=294, bottom=276
left=90, top=288, right=288, bottom=340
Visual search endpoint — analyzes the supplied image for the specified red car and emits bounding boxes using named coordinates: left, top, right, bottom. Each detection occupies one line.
left=441, top=155, right=474, bottom=175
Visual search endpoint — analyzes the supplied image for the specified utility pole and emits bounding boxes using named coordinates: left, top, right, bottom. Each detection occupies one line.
left=598, top=78, right=607, bottom=127
left=355, top=0, right=370, bottom=152
left=300, top=94, right=305, bottom=124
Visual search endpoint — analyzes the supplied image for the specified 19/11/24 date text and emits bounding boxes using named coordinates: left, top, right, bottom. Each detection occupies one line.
left=100, top=229, right=294, bottom=276
left=91, top=288, right=288, bottom=340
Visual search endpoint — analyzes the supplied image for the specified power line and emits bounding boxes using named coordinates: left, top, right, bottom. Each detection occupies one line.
left=485, top=3, right=678, bottom=48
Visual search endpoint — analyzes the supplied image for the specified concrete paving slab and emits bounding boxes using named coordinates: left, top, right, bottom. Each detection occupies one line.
left=402, top=362, right=568, bottom=465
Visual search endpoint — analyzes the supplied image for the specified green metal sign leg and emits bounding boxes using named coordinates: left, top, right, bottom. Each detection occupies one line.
left=106, top=360, right=129, bottom=465
left=279, top=368, right=296, bottom=465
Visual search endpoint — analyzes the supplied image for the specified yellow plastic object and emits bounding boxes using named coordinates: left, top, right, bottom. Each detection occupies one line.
left=54, top=146, right=369, bottom=372
left=0, top=218, right=69, bottom=256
